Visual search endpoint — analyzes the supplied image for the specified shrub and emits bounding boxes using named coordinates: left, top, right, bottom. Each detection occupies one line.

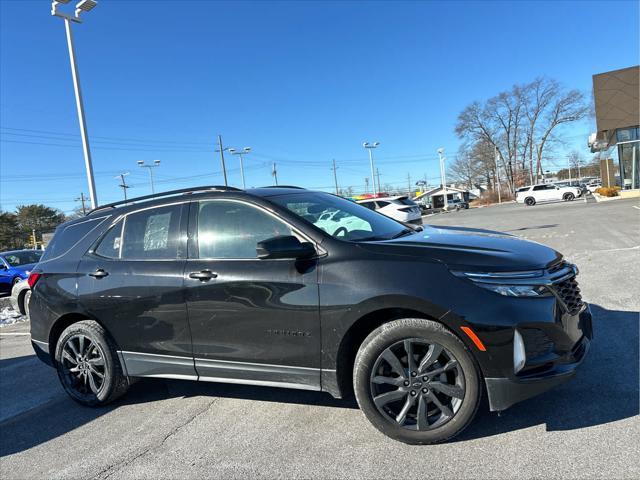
left=595, top=187, right=620, bottom=197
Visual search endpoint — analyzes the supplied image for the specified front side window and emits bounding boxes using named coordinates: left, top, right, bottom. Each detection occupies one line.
left=197, top=200, right=293, bottom=259
left=269, top=192, right=407, bottom=241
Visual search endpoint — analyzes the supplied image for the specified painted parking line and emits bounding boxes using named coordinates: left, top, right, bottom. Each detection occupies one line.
left=0, top=332, right=30, bottom=336
left=633, top=205, right=640, bottom=210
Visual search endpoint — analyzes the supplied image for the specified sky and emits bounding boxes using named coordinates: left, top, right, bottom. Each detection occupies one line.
left=1, top=0, right=638, bottom=214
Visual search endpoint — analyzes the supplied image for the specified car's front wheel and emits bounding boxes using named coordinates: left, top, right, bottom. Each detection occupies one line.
left=525, top=197, right=536, bottom=206
left=563, top=192, right=575, bottom=201
left=353, top=318, right=481, bottom=444
left=23, top=290, right=31, bottom=317
left=54, top=320, right=129, bottom=406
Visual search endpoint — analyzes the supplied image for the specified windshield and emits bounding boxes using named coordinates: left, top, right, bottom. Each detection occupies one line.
left=2, top=250, right=43, bottom=267
left=269, top=192, right=409, bottom=241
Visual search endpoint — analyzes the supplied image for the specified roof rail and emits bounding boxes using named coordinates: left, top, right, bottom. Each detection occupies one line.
left=88, top=185, right=243, bottom=214
left=260, top=185, right=306, bottom=189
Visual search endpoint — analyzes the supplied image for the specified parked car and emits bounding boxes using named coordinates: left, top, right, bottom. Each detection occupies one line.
left=0, top=249, right=43, bottom=292
left=357, top=196, right=422, bottom=225
left=10, top=279, right=31, bottom=317
left=29, top=186, right=592, bottom=444
left=447, top=198, right=469, bottom=211
left=415, top=199, right=432, bottom=214
left=586, top=182, right=602, bottom=193
left=515, top=184, right=582, bottom=206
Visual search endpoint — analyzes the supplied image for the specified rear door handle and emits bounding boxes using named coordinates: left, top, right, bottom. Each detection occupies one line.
left=89, top=268, right=109, bottom=279
left=189, top=270, right=218, bottom=281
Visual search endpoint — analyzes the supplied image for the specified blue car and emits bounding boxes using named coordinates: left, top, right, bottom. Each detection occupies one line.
left=0, top=249, right=43, bottom=292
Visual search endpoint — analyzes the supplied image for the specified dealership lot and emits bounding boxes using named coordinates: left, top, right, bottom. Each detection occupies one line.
left=1, top=199, right=638, bottom=479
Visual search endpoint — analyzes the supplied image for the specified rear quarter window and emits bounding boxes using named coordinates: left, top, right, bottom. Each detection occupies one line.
left=41, top=216, right=109, bottom=261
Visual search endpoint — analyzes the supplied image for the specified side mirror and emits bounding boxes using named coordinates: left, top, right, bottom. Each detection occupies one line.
left=257, top=235, right=316, bottom=260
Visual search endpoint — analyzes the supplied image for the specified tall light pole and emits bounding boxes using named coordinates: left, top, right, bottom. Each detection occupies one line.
left=137, top=160, right=161, bottom=194
left=437, top=148, right=448, bottom=211
left=51, top=0, right=99, bottom=209
left=228, top=147, right=251, bottom=189
left=363, top=142, right=380, bottom=195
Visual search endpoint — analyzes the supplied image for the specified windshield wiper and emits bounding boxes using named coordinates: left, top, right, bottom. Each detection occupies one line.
left=390, top=229, right=414, bottom=239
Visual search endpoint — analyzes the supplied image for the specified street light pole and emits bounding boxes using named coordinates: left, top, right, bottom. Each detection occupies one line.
left=137, top=160, right=161, bottom=194
left=437, top=148, right=448, bottom=211
left=51, top=0, right=100, bottom=209
left=363, top=142, right=380, bottom=195
left=228, top=147, right=251, bottom=189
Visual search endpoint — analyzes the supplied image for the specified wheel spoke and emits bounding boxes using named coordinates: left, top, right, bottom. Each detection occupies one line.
left=88, top=356, right=105, bottom=366
left=62, top=349, right=78, bottom=365
left=417, top=395, right=429, bottom=430
left=69, top=366, right=81, bottom=373
left=430, top=392, right=453, bottom=418
left=373, top=389, right=406, bottom=408
left=381, top=348, right=407, bottom=378
left=66, top=340, right=80, bottom=358
left=78, top=335, right=85, bottom=356
left=87, top=371, right=100, bottom=394
left=372, top=376, right=405, bottom=387
left=404, top=340, right=416, bottom=374
left=395, top=394, right=418, bottom=425
left=430, top=382, right=464, bottom=399
left=89, top=365, right=104, bottom=378
left=426, top=359, right=458, bottom=377
left=418, top=344, right=443, bottom=373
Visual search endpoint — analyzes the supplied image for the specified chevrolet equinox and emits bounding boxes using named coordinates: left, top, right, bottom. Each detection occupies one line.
left=29, top=186, right=592, bottom=444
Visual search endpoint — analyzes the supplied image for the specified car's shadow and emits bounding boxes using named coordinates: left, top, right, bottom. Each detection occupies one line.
left=0, top=304, right=637, bottom=456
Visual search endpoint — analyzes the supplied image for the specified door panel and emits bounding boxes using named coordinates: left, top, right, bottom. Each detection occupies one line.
left=184, top=199, right=321, bottom=388
left=76, top=203, right=194, bottom=378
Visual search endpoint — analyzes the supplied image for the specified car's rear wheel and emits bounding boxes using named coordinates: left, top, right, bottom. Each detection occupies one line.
left=54, top=320, right=129, bottom=406
left=23, top=290, right=31, bottom=317
left=563, top=192, right=575, bottom=201
left=525, top=197, right=536, bottom=206
left=353, top=318, right=481, bottom=444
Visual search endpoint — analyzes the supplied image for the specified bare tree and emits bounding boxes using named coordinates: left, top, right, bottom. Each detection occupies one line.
left=456, top=77, right=588, bottom=190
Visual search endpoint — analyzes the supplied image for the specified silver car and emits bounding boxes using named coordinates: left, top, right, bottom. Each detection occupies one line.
left=10, top=279, right=31, bottom=317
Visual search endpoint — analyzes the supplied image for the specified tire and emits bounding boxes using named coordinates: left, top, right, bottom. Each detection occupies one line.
left=353, top=318, right=481, bottom=444
left=563, top=192, right=575, bottom=201
left=525, top=197, right=536, bottom=206
left=54, top=320, right=129, bottom=406
left=23, top=290, right=31, bottom=317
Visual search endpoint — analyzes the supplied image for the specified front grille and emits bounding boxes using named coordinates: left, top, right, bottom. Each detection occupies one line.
left=553, top=277, right=584, bottom=315
left=520, top=328, right=554, bottom=359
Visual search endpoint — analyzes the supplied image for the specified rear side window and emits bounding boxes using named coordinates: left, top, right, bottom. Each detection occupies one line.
left=533, top=185, right=546, bottom=191
left=376, top=201, right=390, bottom=208
left=395, top=198, right=417, bottom=206
left=121, top=205, right=182, bottom=260
left=41, top=216, right=107, bottom=261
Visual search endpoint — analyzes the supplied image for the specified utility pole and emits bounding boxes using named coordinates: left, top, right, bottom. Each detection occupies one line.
left=494, top=145, right=502, bottom=204
left=376, top=168, right=381, bottom=195
left=364, top=177, right=370, bottom=194
left=228, top=147, right=251, bottom=189
left=331, top=159, right=339, bottom=195
left=75, top=192, right=87, bottom=215
left=216, top=135, right=228, bottom=186
left=272, top=163, right=278, bottom=185
left=51, top=0, right=100, bottom=209
left=568, top=157, right=572, bottom=184
left=116, top=173, right=131, bottom=202
left=407, top=173, right=412, bottom=196
left=438, top=148, right=448, bottom=211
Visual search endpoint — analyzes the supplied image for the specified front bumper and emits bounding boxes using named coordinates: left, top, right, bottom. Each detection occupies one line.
left=485, top=306, right=593, bottom=411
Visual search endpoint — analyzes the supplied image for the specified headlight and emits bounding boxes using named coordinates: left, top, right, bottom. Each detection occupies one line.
left=475, top=283, right=549, bottom=297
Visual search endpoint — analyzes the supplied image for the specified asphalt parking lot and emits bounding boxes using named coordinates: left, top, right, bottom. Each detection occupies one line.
left=1, top=198, right=638, bottom=479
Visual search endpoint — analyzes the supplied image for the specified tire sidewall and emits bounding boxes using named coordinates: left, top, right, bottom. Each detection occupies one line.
left=353, top=319, right=481, bottom=444
left=54, top=321, right=120, bottom=406
left=23, top=290, right=31, bottom=317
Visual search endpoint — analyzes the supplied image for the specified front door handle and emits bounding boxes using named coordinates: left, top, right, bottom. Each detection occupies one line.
left=189, top=270, right=218, bottom=281
left=89, top=268, right=109, bottom=279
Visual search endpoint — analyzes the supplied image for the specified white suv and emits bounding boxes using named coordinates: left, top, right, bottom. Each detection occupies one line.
left=357, top=196, right=422, bottom=224
left=516, top=184, right=582, bottom=206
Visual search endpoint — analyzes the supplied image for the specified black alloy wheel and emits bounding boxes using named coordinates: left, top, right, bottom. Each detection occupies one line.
left=525, top=197, right=536, bottom=206
left=369, top=339, right=465, bottom=431
left=55, top=320, right=129, bottom=406
left=564, top=192, right=575, bottom=201
left=354, top=318, right=481, bottom=444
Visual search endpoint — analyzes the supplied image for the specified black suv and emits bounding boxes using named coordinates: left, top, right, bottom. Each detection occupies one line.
left=29, top=186, right=592, bottom=444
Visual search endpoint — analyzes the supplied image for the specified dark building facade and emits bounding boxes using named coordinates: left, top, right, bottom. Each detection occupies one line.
left=591, top=66, right=640, bottom=190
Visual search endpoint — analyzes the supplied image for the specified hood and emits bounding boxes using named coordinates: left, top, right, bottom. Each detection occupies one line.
left=359, top=225, right=561, bottom=271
